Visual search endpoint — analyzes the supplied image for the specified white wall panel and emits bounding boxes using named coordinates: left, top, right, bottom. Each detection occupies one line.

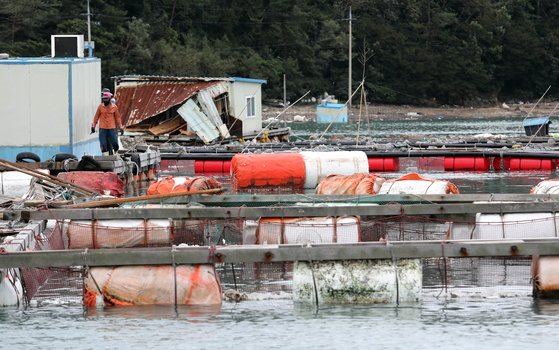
left=29, top=64, right=69, bottom=145
left=0, top=65, right=31, bottom=145
left=228, top=81, right=263, bottom=136
left=72, top=61, right=101, bottom=144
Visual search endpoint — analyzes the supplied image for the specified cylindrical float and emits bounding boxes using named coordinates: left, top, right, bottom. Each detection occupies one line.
left=67, top=219, right=174, bottom=249
left=146, top=176, right=221, bottom=195
left=509, top=158, right=556, bottom=171
left=293, top=259, right=422, bottom=304
left=256, top=216, right=361, bottom=244
left=301, top=151, right=369, bottom=189
left=532, top=256, right=559, bottom=298
left=315, top=173, right=385, bottom=195
left=531, top=179, right=559, bottom=194
left=368, top=157, right=399, bottom=171
left=0, top=268, right=23, bottom=307
left=194, top=160, right=231, bottom=174
left=231, top=153, right=306, bottom=189
left=444, top=156, right=490, bottom=171
left=84, top=265, right=222, bottom=306
left=379, top=173, right=460, bottom=194
left=473, top=213, right=559, bottom=239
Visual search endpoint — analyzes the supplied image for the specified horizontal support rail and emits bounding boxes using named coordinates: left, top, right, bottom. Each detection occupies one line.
left=1, top=239, right=558, bottom=268
left=167, top=193, right=559, bottom=206
left=9, top=200, right=559, bottom=220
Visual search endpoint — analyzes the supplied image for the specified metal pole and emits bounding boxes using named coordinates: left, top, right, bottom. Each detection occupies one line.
left=348, top=6, right=352, bottom=111
left=87, top=0, right=92, bottom=57
left=283, top=74, right=287, bottom=107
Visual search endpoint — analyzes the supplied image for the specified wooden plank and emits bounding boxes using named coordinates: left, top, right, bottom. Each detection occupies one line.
left=1, top=239, right=559, bottom=268
left=13, top=201, right=559, bottom=221
left=148, top=115, right=185, bottom=136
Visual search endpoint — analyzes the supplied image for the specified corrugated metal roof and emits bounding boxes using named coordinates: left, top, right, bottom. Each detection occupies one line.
left=113, top=75, right=233, bottom=83
left=115, top=81, right=221, bottom=126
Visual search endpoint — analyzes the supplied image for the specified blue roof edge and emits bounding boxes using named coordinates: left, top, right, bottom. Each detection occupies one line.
left=523, top=116, right=551, bottom=127
left=230, top=77, right=267, bottom=84
left=0, top=57, right=100, bottom=64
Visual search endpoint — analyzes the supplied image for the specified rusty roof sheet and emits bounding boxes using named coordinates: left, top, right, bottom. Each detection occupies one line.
left=115, top=81, right=221, bottom=127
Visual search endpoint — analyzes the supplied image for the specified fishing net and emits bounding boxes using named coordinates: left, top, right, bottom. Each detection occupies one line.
left=13, top=214, right=556, bottom=307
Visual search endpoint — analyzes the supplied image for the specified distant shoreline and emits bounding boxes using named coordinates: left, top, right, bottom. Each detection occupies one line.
left=262, top=102, right=559, bottom=122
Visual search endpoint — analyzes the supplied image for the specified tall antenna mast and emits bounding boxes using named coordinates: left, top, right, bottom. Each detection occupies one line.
left=348, top=6, right=352, bottom=110
left=86, top=0, right=93, bottom=57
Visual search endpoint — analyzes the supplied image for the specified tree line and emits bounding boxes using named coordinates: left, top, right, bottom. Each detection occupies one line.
left=1, top=0, right=559, bottom=105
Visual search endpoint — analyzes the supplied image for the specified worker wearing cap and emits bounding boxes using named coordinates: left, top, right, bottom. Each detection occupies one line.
left=91, top=91, right=123, bottom=155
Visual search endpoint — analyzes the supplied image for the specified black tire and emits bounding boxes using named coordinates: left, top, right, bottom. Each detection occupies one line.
left=16, top=152, right=41, bottom=163
left=76, top=155, right=102, bottom=171
left=54, top=153, right=78, bottom=162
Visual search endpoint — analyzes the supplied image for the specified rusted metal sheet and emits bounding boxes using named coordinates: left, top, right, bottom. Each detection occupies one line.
left=115, top=81, right=220, bottom=127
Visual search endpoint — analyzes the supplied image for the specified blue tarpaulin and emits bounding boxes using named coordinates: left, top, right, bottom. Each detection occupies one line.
left=523, top=116, right=550, bottom=127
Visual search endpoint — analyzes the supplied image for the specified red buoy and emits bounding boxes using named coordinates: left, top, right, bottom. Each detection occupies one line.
left=367, top=157, right=399, bottom=171
left=509, top=158, right=556, bottom=171
left=444, top=157, right=490, bottom=171
left=194, top=160, right=231, bottom=174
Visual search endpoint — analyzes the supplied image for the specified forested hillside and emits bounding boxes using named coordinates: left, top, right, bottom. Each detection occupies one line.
left=1, top=0, right=559, bottom=105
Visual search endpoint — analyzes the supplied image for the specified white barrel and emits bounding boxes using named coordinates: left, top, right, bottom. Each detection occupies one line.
left=300, top=151, right=369, bottom=189
left=256, top=216, right=360, bottom=244
left=532, top=256, right=559, bottom=297
left=474, top=213, right=558, bottom=239
left=242, top=220, right=258, bottom=245
left=293, top=259, right=422, bottom=304
left=67, top=219, right=173, bottom=249
left=531, top=180, right=559, bottom=194
left=0, top=268, right=23, bottom=307
left=379, top=173, right=459, bottom=195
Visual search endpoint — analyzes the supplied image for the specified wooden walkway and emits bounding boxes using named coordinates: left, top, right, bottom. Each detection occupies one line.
left=5, top=193, right=559, bottom=221
left=0, top=239, right=557, bottom=268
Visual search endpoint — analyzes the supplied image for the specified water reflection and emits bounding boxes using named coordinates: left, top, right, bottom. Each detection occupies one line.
left=531, top=299, right=559, bottom=316
left=85, top=304, right=222, bottom=321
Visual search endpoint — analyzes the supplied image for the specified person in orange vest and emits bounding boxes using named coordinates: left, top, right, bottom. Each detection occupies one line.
left=91, top=91, right=124, bottom=155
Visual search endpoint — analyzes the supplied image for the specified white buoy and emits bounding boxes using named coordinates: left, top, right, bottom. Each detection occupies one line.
left=0, top=269, right=23, bottom=307
left=293, top=259, right=422, bottom=304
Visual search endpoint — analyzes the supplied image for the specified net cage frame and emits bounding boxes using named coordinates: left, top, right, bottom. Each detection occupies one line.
left=11, top=213, right=559, bottom=307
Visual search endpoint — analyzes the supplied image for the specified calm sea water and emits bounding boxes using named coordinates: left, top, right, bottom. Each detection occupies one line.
left=5, top=118, right=559, bottom=349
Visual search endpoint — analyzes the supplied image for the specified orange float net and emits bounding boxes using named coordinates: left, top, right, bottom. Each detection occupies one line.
left=84, top=265, right=222, bottom=307
left=231, top=153, right=306, bottom=189
left=146, top=176, right=221, bottom=195
left=315, top=173, right=386, bottom=195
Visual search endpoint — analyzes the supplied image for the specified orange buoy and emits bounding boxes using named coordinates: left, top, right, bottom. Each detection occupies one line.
left=84, top=265, right=222, bottom=306
left=146, top=176, right=221, bottom=195
left=231, top=153, right=306, bottom=188
left=315, top=173, right=385, bottom=195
